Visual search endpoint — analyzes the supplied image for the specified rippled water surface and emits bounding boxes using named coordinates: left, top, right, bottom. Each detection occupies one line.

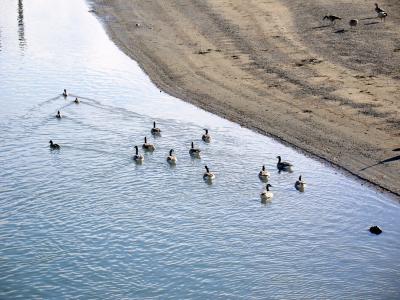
left=1, top=0, right=399, bottom=299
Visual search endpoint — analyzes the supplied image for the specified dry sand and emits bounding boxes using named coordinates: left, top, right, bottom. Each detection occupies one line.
left=90, top=0, right=400, bottom=196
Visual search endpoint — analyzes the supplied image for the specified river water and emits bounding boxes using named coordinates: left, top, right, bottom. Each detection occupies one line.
left=0, top=0, right=399, bottom=299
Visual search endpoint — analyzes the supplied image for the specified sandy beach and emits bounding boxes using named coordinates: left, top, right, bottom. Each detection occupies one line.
left=90, top=0, right=400, bottom=196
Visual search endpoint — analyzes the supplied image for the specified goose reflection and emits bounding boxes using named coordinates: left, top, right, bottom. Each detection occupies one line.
left=18, top=0, right=26, bottom=51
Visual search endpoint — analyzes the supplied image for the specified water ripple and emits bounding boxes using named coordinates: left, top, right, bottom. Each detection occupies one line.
left=0, top=0, right=399, bottom=299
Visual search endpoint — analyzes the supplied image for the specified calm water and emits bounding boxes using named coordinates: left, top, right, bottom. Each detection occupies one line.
left=0, top=0, right=399, bottom=299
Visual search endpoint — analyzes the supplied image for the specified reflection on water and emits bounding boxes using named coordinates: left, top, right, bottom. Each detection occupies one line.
left=17, top=0, right=26, bottom=51
left=0, top=0, right=399, bottom=299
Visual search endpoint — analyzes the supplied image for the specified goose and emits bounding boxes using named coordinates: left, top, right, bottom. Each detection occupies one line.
left=323, top=15, right=341, bottom=24
left=49, top=140, right=60, bottom=150
left=369, top=225, right=382, bottom=235
left=375, top=3, right=385, bottom=14
left=260, top=184, right=273, bottom=202
left=56, top=110, right=62, bottom=119
left=189, top=141, right=201, bottom=156
left=295, top=175, right=306, bottom=192
left=276, top=156, right=293, bottom=171
left=151, top=121, right=161, bottom=135
left=377, top=11, right=387, bottom=22
left=133, top=145, right=144, bottom=162
left=349, top=19, right=359, bottom=28
left=142, top=137, right=155, bottom=151
left=74, top=97, right=80, bottom=104
left=258, top=165, right=270, bottom=181
left=202, top=129, right=211, bottom=143
left=62, top=89, right=67, bottom=97
left=166, top=149, right=177, bottom=164
left=203, top=165, right=215, bottom=181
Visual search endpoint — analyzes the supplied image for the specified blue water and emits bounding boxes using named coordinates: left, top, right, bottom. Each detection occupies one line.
left=0, top=0, right=399, bottom=299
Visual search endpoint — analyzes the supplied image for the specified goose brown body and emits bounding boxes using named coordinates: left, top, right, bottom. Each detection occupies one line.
left=189, top=141, right=201, bottom=156
left=202, top=129, right=211, bottom=143
left=142, top=137, right=155, bottom=151
left=133, top=145, right=144, bottom=162
left=203, top=165, right=215, bottom=180
left=49, top=140, right=60, bottom=150
left=151, top=121, right=161, bottom=135
left=258, top=165, right=270, bottom=181
left=295, top=175, right=306, bottom=192
left=260, top=184, right=273, bottom=201
left=167, top=149, right=177, bottom=163
left=276, top=156, right=293, bottom=170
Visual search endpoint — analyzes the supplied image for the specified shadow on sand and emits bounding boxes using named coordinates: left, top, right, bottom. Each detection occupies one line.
left=360, top=149, right=400, bottom=171
left=311, top=24, right=332, bottom=30
left=364, top=22, right=380, bottom=26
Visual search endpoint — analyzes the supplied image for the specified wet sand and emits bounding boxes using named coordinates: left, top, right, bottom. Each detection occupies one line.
left=90, top=0, right=400, bottom=196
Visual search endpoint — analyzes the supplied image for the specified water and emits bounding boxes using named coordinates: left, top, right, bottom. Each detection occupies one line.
left=0, top=0, right=399, bottom=299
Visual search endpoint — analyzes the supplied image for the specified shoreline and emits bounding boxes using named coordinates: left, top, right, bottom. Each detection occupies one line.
left=89, top=0, right=400, bottom=197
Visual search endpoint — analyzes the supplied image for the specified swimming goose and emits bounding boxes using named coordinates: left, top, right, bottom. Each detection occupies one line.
left=49, top=140, right=60, bottom=150
left=369, top=225, right=382, bottom=235
left=377, top=11, right=387, bottom=22
left=151, top=121, right=161, bottom=135
left=260, top=184, right=273, bottom=202
left=203, top=165, right=215, bottom=181
left=375, top=3, right=385, bottom=14
left=74, top=97, right=80, bottom=104
left=56, top=110, right=62, bottom=119
left=276, top=156, right=293, bottom=171
left=202, top=129, right=211, bottom=143
left=133, top=145, right=144, bottom=162
left=295, top=175, right=306, bottom=192
left=142, top=137, right=155, bottom=151
left=62, top=89, right=67, bottom=97
left=189, top=141, right=201, bottom=156
left=323, top=15, right=341, bottom=24
left=166, top=149, right=177, bottom=164
left=258, top=165, right=270, bottom=181
left=349, top=19, right=359, bottom=28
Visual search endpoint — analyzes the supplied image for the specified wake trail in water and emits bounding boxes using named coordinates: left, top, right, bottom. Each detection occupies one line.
left=0, top=94, right=63, bottom=131
left=70, top=94, right=178, bottom=126
left=51, top=144, right=134, bottom=178
left=22, top=95, right=63, bottom=117
left=37, top=93, right=170, bottom=127
left=78, top=98, right=142, bottom=120
left=5, top=116, right=54, bottom=143
left=60, top=144, right=120, bottom=157
left=65, top=116, right=128, bottom=139
left=2, top=94, right=118, bottom=141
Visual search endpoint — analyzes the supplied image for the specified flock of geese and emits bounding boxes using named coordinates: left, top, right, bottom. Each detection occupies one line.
left=49, top=89, right=307, bottom=203
left=323, top=3, right=388, bottom=28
